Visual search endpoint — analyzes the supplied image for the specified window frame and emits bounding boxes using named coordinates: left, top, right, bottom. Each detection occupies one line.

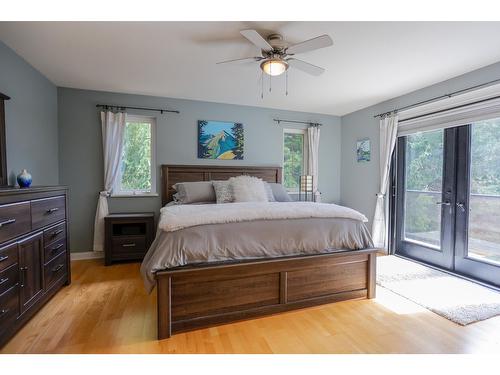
left=112, top=114, right=157, bottom=197
left=282, top=128, right=308, bottom=193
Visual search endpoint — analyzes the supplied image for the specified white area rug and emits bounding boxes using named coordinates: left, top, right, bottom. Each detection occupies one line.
left=377, top=256, right=500, bottom=325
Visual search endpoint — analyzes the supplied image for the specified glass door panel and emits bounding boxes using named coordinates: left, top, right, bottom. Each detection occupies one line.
left=467, top=119, right=500, bottom=264
left=396, top=128, right=456, bottom=269
left=403, top=130, right=444, bottom=249
left=454, top=120, right=500, bottom=287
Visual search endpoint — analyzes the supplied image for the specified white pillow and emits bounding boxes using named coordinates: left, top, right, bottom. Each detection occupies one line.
left=229, top=175, right=268, bottom=202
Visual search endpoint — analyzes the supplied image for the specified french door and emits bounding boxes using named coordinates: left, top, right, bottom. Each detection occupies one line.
left=395, top=119, right=500, bottom=287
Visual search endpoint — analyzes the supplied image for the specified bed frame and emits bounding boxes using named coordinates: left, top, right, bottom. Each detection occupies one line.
left=156, top=164, right=377, bottom=339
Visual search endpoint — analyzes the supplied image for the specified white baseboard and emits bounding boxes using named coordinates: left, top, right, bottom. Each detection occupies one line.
left=70, top=251, right=104, bottom=261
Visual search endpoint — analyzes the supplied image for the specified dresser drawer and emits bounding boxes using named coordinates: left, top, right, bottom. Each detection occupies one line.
left=31, top=196, right=66, bottom=229
left=44, top=252, right=67, bottom=290
left=0, top=263, right=19, bottom=296
left=0, top=243, right=18, bottom=273
left=44, top=237, right=66, bottom=265
left=0, top=285, right=19, bottom=328
left=111, top=236, right=147, bottom=255
left=43, top=222, right=66, bottom=246
left=0, top=201, right=31, bottom=244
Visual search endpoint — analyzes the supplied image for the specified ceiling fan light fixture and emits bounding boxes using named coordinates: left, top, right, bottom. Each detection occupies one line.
left=260, top=58, right=288, bottom=76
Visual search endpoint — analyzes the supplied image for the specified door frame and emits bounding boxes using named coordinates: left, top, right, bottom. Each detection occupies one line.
left=390, top=124, right=500, bottom=288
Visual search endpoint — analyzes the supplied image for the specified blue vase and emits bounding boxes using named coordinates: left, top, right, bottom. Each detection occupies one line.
left=17, top=169, right=32, bottom=188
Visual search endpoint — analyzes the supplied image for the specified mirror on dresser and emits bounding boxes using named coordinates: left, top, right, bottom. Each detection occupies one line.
left=0, top=92, right=9, bottom=187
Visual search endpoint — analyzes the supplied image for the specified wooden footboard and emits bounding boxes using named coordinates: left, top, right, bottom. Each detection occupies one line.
left=155, top=249, right=377, bottom=339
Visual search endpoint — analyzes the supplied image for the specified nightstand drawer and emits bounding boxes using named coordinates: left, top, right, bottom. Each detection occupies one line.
left=111, top=236, right=147, bottom=254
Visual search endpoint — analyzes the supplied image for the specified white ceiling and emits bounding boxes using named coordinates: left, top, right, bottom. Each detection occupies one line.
left=2, top=21, right=500, bottom=116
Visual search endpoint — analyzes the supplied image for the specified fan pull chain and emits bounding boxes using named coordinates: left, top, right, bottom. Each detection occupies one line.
left=261, top=71, right=264, bottom=99
left=269, top=72, right=272, bottom=92
left=286, top=70, right=288, bottom=96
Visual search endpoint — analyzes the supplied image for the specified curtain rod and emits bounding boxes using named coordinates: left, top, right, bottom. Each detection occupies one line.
left=96, top=104, right=180, bottom=114
left=273, top=119, right=322, bottom=127
left=373, top=78, right=500, bottom=118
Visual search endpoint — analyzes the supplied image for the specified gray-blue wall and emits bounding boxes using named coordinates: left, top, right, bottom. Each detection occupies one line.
left=340, top=61, right=500, bottom=227
left=0, top=41, right=58, bottom=185
left=58, top=88, right=342, bottom=252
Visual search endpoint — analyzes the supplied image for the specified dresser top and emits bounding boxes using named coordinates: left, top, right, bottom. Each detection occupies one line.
left=0, top=185, right=68, bottom=197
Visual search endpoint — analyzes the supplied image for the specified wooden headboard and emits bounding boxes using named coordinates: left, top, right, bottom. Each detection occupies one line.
left=161, top=164, right=282, bottom=206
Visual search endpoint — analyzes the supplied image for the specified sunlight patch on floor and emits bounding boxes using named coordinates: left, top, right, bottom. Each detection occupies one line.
left=373, top=287, right=428, bottom=315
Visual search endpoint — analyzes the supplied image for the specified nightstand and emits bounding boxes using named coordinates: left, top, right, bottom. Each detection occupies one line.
left=104, top=213, right=155, bottom=266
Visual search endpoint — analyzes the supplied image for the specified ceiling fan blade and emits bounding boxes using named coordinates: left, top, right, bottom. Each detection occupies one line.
left=240, top=29, right=273, bottom=51
left=286, top=35, right=333, bottom=55
left=216, top=56, right=263, bottom=65
left=287, top=58, right=325, bottom=76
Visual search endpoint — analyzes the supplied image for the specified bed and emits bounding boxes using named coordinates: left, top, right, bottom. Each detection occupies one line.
left=142, top=164, right=377, bottom=339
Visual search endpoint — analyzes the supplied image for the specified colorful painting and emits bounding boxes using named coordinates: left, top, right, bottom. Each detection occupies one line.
left=198, top=120, right=244, bottom=160
left=357, top=138, right=371, bottom=162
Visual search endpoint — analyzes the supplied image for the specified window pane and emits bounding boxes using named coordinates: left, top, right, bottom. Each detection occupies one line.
left=283, top=133, right=304, bottom=191
left=467, top=118, right=500, bottom=263
left=121, top=121, right=152, bottom=191
left=404, top=129, right=444, bottom=248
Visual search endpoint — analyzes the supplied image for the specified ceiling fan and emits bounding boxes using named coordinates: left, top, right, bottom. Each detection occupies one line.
left=217, top=29, right=333, bottom=77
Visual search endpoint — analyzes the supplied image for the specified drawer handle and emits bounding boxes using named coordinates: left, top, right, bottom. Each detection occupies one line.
left=51, top=244, right=64, bottom=252
left=0, top=277, right=8, bottom=285
left=122, top=243, right=136, bottom=248
left=0, top=308, right=10, bottom=316
left=46, top=208, right=59, bottom=214
left=52, top=229, right=64, bottom=237
left=0, top=255, right=8, bottom=263
left=52, top=264, right=64, bottom=273
left=0, top=218, right=16, bottom=228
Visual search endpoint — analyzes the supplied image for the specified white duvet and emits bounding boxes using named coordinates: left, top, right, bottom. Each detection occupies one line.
left=158, top=201, right=368, bottom=232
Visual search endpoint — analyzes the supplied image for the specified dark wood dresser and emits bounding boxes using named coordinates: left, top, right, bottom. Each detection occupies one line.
left=0, top=186, right=70, bottom=347
left=104, top=213, right=154, bottom=266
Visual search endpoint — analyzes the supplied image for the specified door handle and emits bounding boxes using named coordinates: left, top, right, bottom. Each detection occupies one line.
left=436, top=201, right=451, bottom=206
left=456, top=202, right=467, bottom=212
left=46, top=208, right=59, bottom=214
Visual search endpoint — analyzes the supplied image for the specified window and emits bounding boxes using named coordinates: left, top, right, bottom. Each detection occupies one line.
left=283, top=128, right=308, bottom=192
left=114, top=115, right=156, bottom=196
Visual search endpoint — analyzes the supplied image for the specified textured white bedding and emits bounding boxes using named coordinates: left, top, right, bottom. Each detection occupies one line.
left=158, top=201, right=368, bottom=232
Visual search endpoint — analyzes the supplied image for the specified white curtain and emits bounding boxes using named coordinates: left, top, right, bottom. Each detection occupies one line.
left=93, top=110, right=126, bottom=252
left=307, top=126, right=321, bottom=202
left=372, top=113, right=398, bottom=250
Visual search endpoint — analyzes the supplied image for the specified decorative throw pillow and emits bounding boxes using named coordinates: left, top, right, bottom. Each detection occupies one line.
left=264, top=182, right=276, bottom=202
left=173, top=181, right=216, bottom=204
left=229, top=175, right=268, bottom=202
left=268, top=183, right=293, bottom=202
left=212, top=180, right=234, bottom=204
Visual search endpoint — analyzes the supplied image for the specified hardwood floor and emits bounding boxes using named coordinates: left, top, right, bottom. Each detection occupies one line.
left=2, top=259, right=500, bottom=354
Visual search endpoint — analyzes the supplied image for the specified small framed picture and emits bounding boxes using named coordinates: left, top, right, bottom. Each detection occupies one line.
left=356, top=138, right=371, bottom=162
